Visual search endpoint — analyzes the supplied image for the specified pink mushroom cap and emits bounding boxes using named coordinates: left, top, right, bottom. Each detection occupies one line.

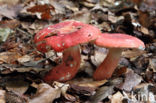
left=34, top=20, right=101, bottom=52
left=93, top=33, right=145, bottom=80
left=95, top=33, right=145, bottom=49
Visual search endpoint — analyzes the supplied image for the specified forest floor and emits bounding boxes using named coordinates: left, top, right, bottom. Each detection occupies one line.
left=0, top=0, right=156, bottom=103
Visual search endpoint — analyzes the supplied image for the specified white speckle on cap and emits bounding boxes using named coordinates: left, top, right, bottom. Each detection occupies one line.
left=36, top=36, right=40, bottom=40
left=47, top=27, right=52, bottom=30
left=59, top=77, right=65, bottom=81
left=70, top=64, right=73, bottom=67
left=139, top=45, right=145, bottom=50
left=62, top=43, right=65, bottom=46
left=57, top=44, right=61, bottom=47
left=66, top=72, right=71, bottom=79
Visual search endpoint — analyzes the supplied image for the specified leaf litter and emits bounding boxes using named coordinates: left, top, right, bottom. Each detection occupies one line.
left=0, top=0, right=156, bottom=102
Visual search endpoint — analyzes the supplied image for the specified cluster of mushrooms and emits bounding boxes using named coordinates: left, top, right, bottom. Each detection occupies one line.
left=34, top=20, right=145, bottom=83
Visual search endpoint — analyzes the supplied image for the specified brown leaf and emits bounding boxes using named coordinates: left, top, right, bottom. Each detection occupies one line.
left=29, top=83, right=61, bottom=103
left=0, top=90, right=5, bottom=103
left=118, top=69, right=142, bottom=91
left=0, top=19, right=20, bottom=29
left=110, top=91, right=123, bottom=103
left=0, top=65, right=47, bottom=74
left=138, top=11, right=150, bottom=27
left=67, top=78, right=107, bottom=89
left=0, top=4, right=22, bottom=19
left=114, top=67, right=127, bottom=77
left=0, top=52, right=21, bottom=64
left=17, top=55, right=31, bottom=63
left=78, top=79, right=107, bottom=89
left=71, top=8, right=91, bottom=24
left=131, top=0, right=143, bottom=5
left=91, top=46, right=108, bottom=67
left=27, top=4, right=55, bottom=20
left=90, top=86, right=114, bottom=103
left=70, top=84, right=96, bottom=96
left=139, top=26, right=149, bottom=35
left=149, top=58, right=156, bottom=72
left=139, top=0, right=156, bottom=12
left=5, top=91, right=28, bottom=103
left=0, top=0, right=20, bottom=5
left=5, top=78, right=29, bottom=95
left=122, top=49, right=145, bottom=58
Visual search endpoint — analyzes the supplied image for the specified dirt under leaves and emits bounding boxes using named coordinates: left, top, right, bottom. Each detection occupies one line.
left=0, top=0, right=156, bottom=103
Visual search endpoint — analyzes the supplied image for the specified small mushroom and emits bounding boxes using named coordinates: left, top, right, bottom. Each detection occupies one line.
left=34, top=20, right=101, bottom=82
left=93, top=33, right=145, bottom=80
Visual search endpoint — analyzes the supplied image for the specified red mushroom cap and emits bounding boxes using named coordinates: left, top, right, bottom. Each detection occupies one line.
left=34, top=20, right=101, bottom=52
left=95, top=33, right=145, bottom=49
left=93, top=33, right=145, bottom=80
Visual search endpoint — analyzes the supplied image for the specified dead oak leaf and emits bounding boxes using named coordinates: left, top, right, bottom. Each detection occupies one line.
left=29, top=83, right=61, bottom=103
left=0, top=90, right=5, bottom=103
left=5, top=91, right=28, bottom=103
left=0, top=19, right=20, bottom=29
left=109, top=91, right=123, bottom=103
left=118, top=69, right=142, bottom=91
left=0, top=4, right=22, bottom=19
left=0, top=51, right=21, bottom=64
left=27, top=4, right=55, bottom=20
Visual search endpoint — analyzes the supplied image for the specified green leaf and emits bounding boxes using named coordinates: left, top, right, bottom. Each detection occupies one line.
left=0, top=28, right=13, bottom=43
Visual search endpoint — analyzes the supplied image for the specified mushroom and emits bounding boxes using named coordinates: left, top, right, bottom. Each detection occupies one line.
left=93, top=33, right=145, bottom=80
left=34, top=20, right=101, bottom=82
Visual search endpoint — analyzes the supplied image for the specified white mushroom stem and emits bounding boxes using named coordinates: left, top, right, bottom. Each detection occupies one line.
left=93, top=48, right=122, bottom=80
left=44, top=45, right=81, bottom=82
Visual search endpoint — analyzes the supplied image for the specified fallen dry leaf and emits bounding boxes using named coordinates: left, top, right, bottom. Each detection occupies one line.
left=138, top=11, right=150, bottom=28
left=70, top=84, right=96, bottom=96
left=71, top=8, right=91, bottom=24
left=0, top=19, right=20, bottom=29
left=122, top=49, right=145, bottom=58
left=5, top=78, right=29, bottom=95
left=27, top=4, right=55, bottom=20
left=0, top=4, right=22, bottom=19
left=91, top=46, right=108, bottom=66
left=0, top=90, right=5, bottom=103
left=118, top=69, right=142, bottom=91
left=0, top=65, right=47, bottom=74
left=51, top=81, right=75, bottom=101
left=109, top=91, right=123, bottom=103
left=17, top=55, right=32, bottom=63
left=29, top=83, right=61, bottom=103
left=0, top=28, right=13, bottom=43
left=0, top=0, right=20, bottom=5
left=53, top=81, right=69, bottom=95
left=113, top=67, right=127, bottom=77
left=90, top=86, right=114, bottom=103
left=67, top=78, right=107, bottom=89
left=80, top=55, right=93, bottom=76
left=149, top=58, right=156, bottom=72
left=0, top=51, right=21, bottom=64
left=80, top=0, right=96, bottom=8
left=139, top=26, right=149, bottom=35
left=5, top=91, right=28, bottom=103
left=139, top=0, right=156, bottom=12
left=77, top=79, right=107, bottom=89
